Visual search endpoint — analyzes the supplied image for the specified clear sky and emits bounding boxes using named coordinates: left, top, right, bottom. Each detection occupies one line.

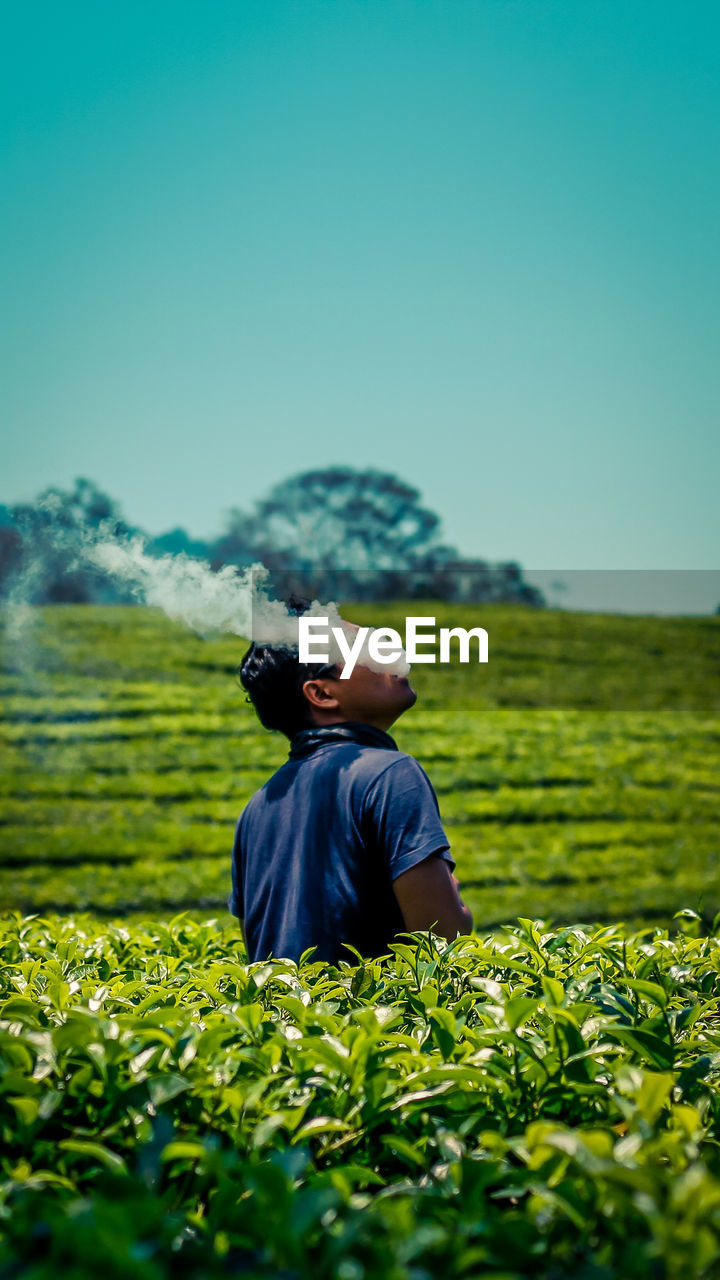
left=2, top=2, right=719, bottom=610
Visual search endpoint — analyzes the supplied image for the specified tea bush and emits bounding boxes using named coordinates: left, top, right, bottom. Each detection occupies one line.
left=2, top=912, right=720, bottom=1277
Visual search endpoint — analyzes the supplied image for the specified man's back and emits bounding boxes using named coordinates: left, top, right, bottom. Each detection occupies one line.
left=230, top=723, right=453, bottom=964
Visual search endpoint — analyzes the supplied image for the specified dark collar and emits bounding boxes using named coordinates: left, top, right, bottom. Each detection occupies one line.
left=289, top=721, right=398, bottom=759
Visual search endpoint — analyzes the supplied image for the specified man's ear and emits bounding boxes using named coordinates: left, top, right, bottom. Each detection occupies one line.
left=302, top=679, right=341, bottom=712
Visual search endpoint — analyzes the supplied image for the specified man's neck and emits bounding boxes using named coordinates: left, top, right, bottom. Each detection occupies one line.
left=309, top=713, right=396, bottom=733
left=289, top=721, right=399, bottom=758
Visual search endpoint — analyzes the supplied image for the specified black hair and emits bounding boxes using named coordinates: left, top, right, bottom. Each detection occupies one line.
left=239, top=596, right=338, bottom=739
left=239, top=644, right=338, bottom=739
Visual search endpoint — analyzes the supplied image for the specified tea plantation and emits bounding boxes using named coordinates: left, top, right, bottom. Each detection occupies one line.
left=1, top=603, right=720, bottom=1276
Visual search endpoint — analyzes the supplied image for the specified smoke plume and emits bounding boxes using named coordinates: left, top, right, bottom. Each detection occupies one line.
left=3, top=516, right=410, bottom=675
left=87, top=535, right=323, bottom=643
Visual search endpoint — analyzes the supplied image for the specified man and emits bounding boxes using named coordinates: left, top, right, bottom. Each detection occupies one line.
left=230, top=624, right=472, bottom=964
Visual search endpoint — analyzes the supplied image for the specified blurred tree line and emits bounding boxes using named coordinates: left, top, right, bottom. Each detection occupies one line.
left=0, top=470, right=544, bottom=606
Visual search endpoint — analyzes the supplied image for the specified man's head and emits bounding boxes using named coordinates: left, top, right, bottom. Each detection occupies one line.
left=239, top=625, right=417, bottom=739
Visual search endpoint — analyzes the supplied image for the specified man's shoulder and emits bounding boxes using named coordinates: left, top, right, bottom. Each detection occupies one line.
left=328, top=743, right=430, bottom=789
left=347, top=743, right=406, bottom=772
left=340, top=748, right=435, bottom=807
left=369, top=748, right=434, bottom=783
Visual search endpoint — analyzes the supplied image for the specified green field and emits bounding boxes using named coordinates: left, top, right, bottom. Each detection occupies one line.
left=2, top=603, right=720, bottom=1277
left=0, top=603, right=718, bottom=929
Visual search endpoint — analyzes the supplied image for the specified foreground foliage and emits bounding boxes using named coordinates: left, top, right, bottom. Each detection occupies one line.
left=2, top=913, right=720, bottom=1278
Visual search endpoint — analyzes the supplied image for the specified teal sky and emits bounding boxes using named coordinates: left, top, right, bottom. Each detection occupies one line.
left=2, top=2, right=719, bottom=609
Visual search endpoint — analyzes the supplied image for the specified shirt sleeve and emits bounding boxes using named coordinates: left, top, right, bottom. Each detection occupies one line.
left=228, top=815, right=244, bottom=919
left=362, top=754, right=455, bottom=881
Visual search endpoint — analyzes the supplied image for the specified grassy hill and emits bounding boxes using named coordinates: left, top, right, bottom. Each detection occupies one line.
left=1, top=602, right=718, bottom=931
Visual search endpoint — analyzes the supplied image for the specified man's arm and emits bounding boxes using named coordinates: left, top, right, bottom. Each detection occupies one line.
left=392, top=854, right=473, bottom=941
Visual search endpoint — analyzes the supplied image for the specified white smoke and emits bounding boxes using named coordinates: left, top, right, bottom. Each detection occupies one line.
left=88, top=533, right=410, bottom=674
left=85, top=531, right=347, bottom=645
left=3, top=515, right=410, bottom=676
left=89, top=537, right=293, bottom=640
left=88, top=531, right=411, bottom=674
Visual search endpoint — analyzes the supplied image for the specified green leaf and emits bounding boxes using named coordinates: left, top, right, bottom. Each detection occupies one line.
left=1, top=997, right=41, bottom=1023
left=504, top=996, right=540, bottom=1030
left=6, top=1095, right=39, bottom=1126
left=541, top=976, right=565, bottom=1006
left=332, top=1162, right=386, bottom=1187
left=429, top=1007, right=459, bottom=1057
left=293, top=1116, right=351, bottom=1142
left=634, top=1071, right=674, bottom=1122
left=58, top=1139, right=127, bottom=1174
left=608, top=1026, right=674, bottom=1069
left=624, top=979, right=669, bottom=1011
left=147, top=1074, right=191, bottom=1105
left=379, top=1134, right=426, bottom=1167
left=161, top=1141, right=206, bottom=1162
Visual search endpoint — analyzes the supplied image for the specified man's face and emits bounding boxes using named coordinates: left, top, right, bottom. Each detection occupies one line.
left=327, top=659, right=417, bottom=729
left=303, top=621, right=417, bottom=731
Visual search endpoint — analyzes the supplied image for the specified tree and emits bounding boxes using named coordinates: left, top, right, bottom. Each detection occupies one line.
left=214, top=467, right=544, bottom=605
left=3, top=478, right=134, bottom=603
left=148, top=527, right=212, bottom=561
left=0, top=469, right=544, bottom=607
left=216, top=468, right=447, bottom=591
